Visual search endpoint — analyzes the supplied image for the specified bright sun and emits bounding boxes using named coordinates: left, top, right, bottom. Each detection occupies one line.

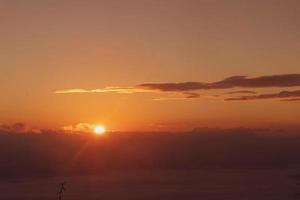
left=93, top=125, right=106, bottom=135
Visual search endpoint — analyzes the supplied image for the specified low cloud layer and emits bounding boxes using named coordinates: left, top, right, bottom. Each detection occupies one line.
left=62, top=123, right=102, bottom=134
left=55, top=74, right=300, bottom=102
left=0, top=123, right=40, bottom=133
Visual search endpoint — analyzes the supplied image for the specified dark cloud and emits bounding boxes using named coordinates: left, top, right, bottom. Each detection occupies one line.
left=0, top=123, right=40, bottom=133
left=138, top=82, right=206, bottom=92
left=12, top=123, right=27, bottom=132
left=0, top=124, right=10, bottom=131
left=225, top=90, right=257, bottom=95
left=183, top=92, right=200, bottom=98
left=0, top=123, right=28, bottom=133
left=280, top=98, right=300, bottom=102
left=138, top=74, right=300, bottom=92
left=212, top=74, right=300, bottom=89
left=153, top=92, right=201, bottom=101
left=225, top=90, right=300, bottom=101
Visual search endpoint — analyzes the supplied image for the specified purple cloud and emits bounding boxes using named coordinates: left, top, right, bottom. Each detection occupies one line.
left=225, top=90, right=300, bottom=101
left=138, top=74, right=300, bottom=92
left=225, top=90, right=258, bottom=95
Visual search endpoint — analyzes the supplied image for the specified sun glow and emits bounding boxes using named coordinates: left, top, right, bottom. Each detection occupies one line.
left=93, top=125, right=106, bottom=135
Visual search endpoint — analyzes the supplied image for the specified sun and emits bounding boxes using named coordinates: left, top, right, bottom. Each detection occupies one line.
left=93, top=125, right=106, bottom=135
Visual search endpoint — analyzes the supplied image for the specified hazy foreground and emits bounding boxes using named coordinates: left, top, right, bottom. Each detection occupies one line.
left=1, top=129, right=300, bottom=199
left=1, top=169, right=300, bottom=200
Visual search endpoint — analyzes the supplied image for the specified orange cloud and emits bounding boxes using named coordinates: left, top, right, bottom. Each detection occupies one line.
left=62, top=123, right=94, bottom=133
left=55, top=87, right=149, bottom=94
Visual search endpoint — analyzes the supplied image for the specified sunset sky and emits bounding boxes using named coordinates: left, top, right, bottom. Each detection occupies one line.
left=1, top=0, right=300, bottom=132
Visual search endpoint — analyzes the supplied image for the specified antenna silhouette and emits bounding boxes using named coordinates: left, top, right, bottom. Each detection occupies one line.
left=58, top=181, right=67, bottom=200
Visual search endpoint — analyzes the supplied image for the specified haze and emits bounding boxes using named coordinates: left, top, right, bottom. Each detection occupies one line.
left=1, top=0, right=300, bottom=131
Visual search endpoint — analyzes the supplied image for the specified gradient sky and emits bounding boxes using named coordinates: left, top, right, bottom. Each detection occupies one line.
left=1, top=0, right=300, bottom=131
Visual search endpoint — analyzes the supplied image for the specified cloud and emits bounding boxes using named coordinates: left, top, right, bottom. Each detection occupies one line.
left=62, top=123, right=95, bottom=133
left=183, top=92, right=201, bottom=98
left=153, top=92, right=201, bottom=101
left=54, top=74, right=300, bottom=102
left=56, top=74, right=300, bottom=94
left=138, top=82, right=207, bottom=92
left=280, top=98, right=300, bottom=102
left=138, top=74, right=300, bottom=92
left=55, top=89, right=90, bottom=94
left=153, top=97, right=194, bottom=101
left=225, top=90, right=300, bottom=101
left=0, top=123, right=28, bottom=133
left=0, top=123, right=41, bottom=133
left=55, top=87, right=148, bottom=94
left=225, top=90, right=257, bottom=95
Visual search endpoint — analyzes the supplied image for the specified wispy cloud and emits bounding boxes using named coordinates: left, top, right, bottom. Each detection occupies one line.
left=55, top=87, right=148, bottom=94
left=55, top=89, right=90, bottom=94
left=280, top=98, right=300, bottom=102
left=138, top=74, right=300, bottom=92
left=152, top=92, right=201, bottom=101
left=183, top=92, right=201, bottom=98
left=225, top=90, right=257, bottom=95
left=225, top=90, right=300, bottom=101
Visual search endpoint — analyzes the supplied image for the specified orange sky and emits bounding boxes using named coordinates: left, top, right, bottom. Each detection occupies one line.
left=0, top=0, right=300, bottom=131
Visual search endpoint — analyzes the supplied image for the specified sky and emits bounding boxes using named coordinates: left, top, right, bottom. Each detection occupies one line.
left=0, top=0, right=300, bottom=132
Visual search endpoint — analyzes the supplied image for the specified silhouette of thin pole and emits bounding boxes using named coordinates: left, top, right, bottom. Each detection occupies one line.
left=58, top=182, right=66, bottom=200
